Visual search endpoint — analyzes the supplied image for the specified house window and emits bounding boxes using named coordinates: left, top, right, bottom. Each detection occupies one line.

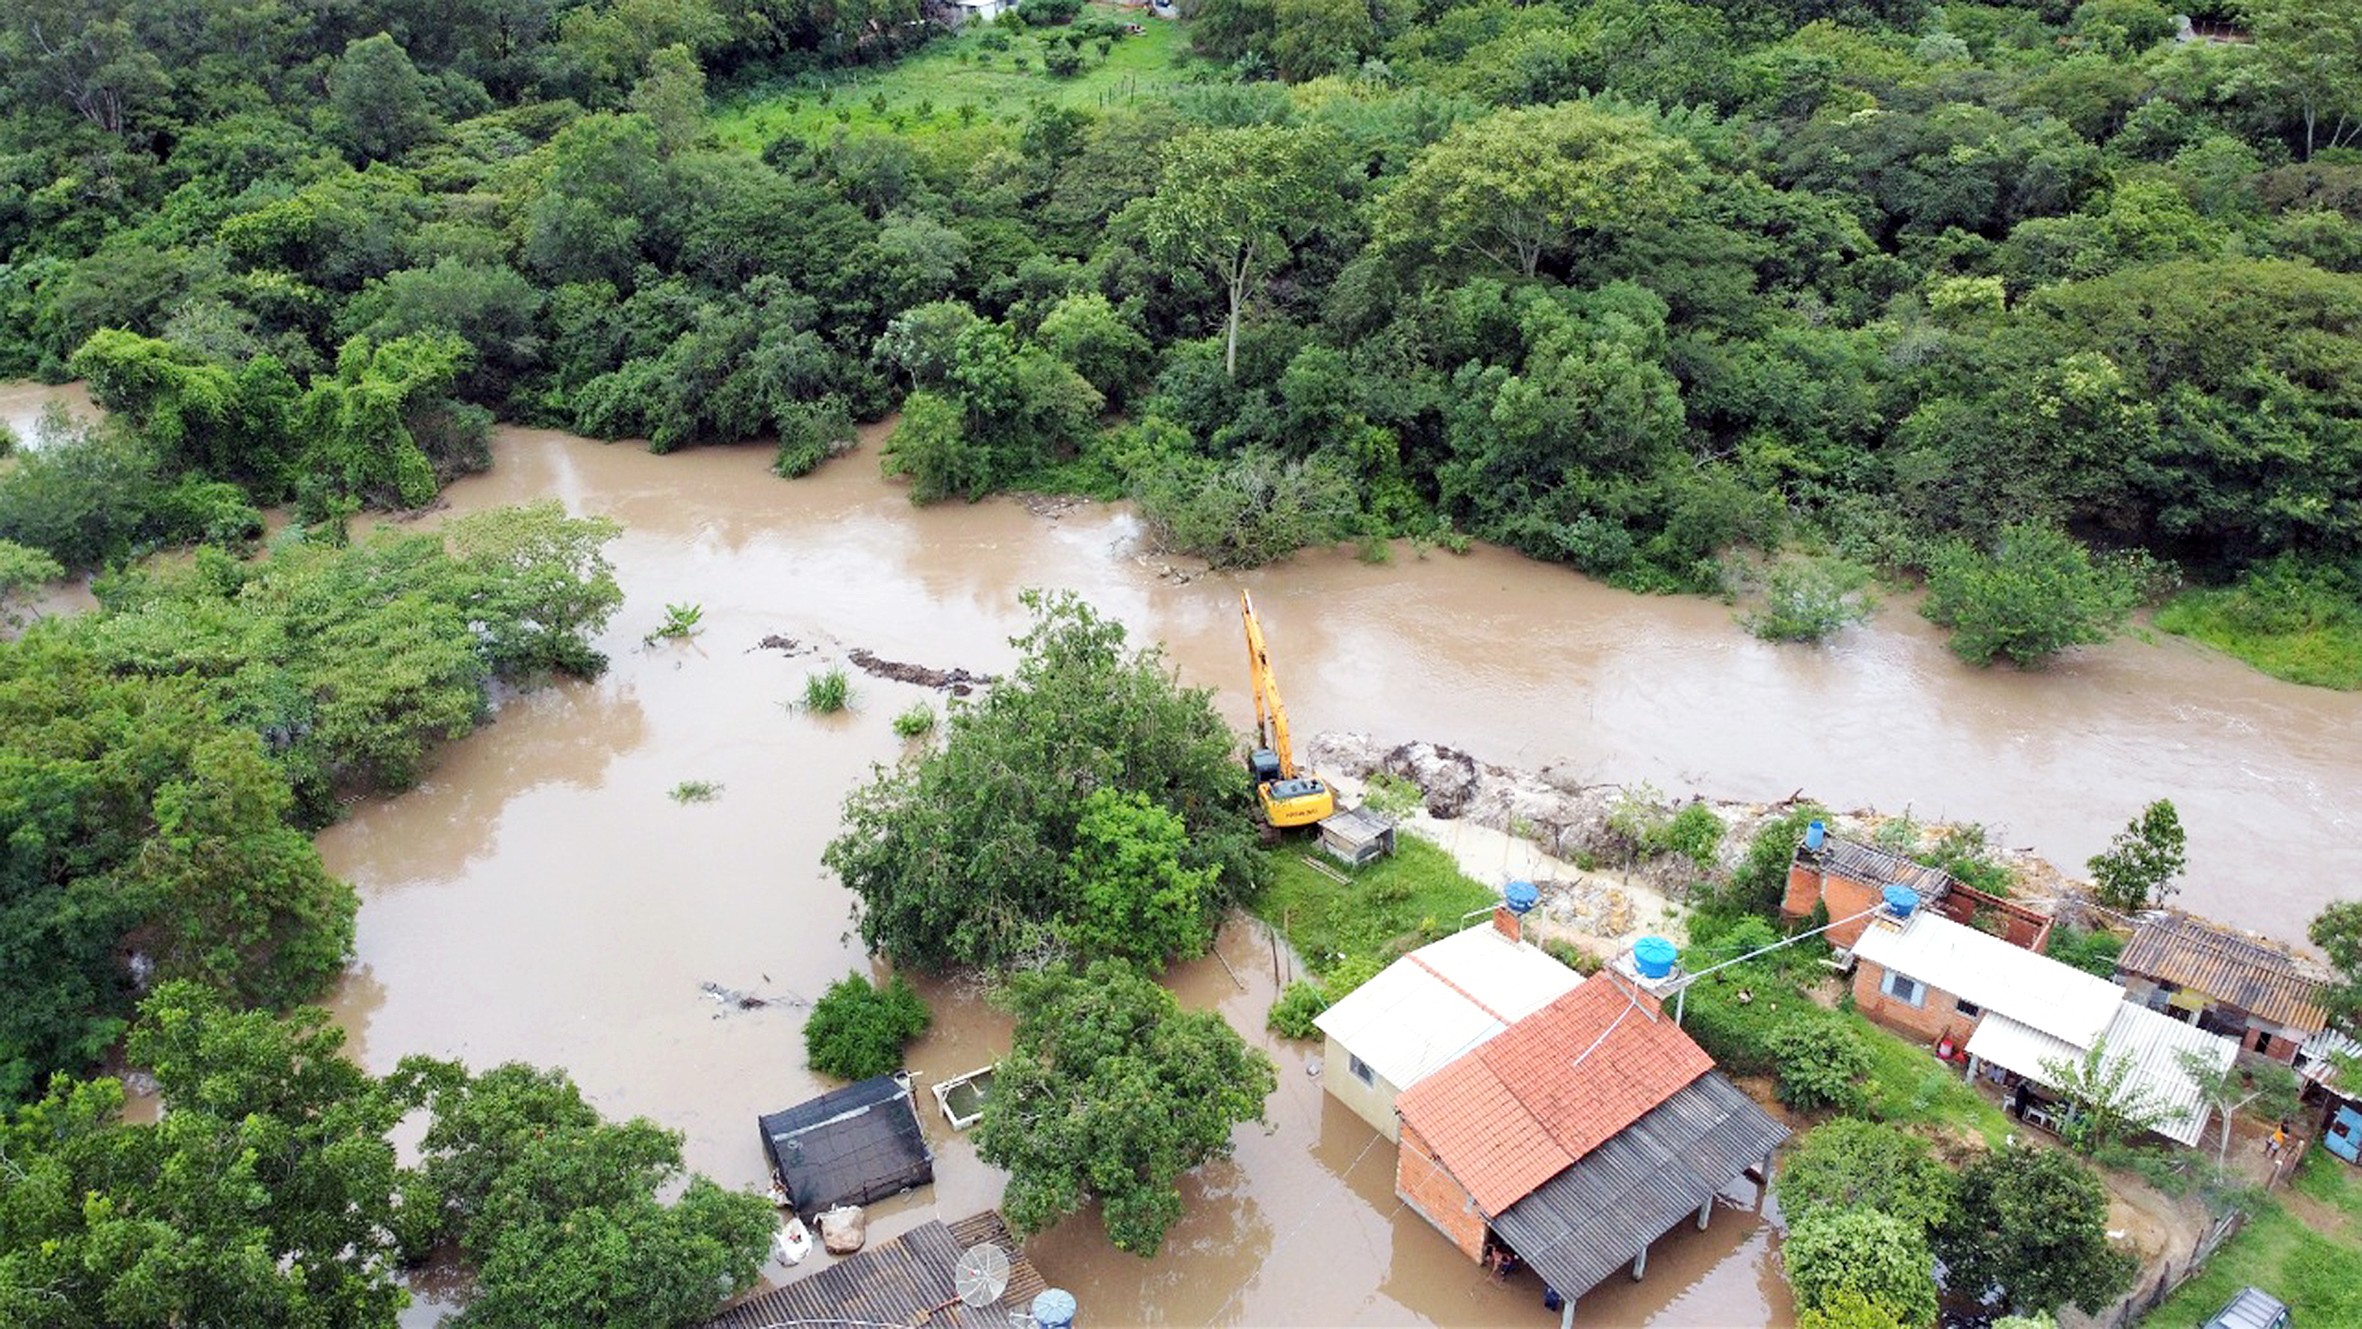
left=1348, top=1054, right=1375, bottom=1087
left=1955, top=998, right=1983, bottom=1018
left=1880, top=970, right=1927, bottom=1008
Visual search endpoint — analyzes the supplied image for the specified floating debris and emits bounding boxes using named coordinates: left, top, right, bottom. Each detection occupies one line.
left=846, top=648, right=995, bottom=696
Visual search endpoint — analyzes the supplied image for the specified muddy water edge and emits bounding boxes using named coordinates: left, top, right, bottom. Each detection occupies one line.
left=10, top=384, right=2360, bottom=1323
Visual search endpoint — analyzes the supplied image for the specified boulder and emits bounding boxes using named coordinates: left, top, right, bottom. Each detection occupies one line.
left=819, top=1205, right=867, bottom=1255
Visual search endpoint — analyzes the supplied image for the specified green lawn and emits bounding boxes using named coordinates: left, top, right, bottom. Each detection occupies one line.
left=713, top=7, right=1211, bottom=149
left=1251, top=833, right=1496, bottom=980
left=1851, top=1014, right=2017, bottom=1148
left=2155, top=572, right=2362, bottom=692
left=2144, top=1158, right=2362, bottom=1326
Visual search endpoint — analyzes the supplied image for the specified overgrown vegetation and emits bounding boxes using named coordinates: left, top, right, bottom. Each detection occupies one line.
left=669, top=779, right=723, bottom=803
left=2157, top=557, right=2362, bottom=691
left=1252, top=835, right=1495, bottom=984
left=0, top=504, right=620, bottom=1104
left=826, top=592, right=1256, bottom=970
left=976, top=959, right=1274, bottom=1256
left=2, top=0, right=2358, bottom=680
left=891, top=700, right=936, bottom=737
left=803, top=972, right=931, bottom=1080
left=802, top=666, right=853, bottom=713
left=0, top=984, right=772, bottom=1327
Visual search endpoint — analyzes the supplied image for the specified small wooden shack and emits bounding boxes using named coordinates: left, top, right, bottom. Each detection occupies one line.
left=1317, top=807, right=1397, bottom=867
left=758, top=1073, right=934, bottom=1219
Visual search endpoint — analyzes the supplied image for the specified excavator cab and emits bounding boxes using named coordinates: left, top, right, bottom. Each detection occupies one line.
left=1260, top=776, right=1334, bottom=828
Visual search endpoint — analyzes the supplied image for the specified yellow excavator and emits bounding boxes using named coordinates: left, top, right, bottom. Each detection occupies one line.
left=1240, top=591, right=1336, bottom=829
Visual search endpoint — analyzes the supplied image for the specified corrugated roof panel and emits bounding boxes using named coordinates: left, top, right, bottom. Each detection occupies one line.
left=2119, top=913, right=2329, bottom=1034
left=1493, top=1073, right=1790, bottom=1302
left=1313, top=924, right=1582, bottom=1089
left=1396, top=976, right=1713, bottom=1215
left=1963, top=1007, right=2234, bottom=1149
left=1854, top=911, right=2123, bottom=1046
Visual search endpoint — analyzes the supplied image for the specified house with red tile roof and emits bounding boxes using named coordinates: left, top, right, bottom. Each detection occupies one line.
left=1392, top=956, right=1788, bottom=1325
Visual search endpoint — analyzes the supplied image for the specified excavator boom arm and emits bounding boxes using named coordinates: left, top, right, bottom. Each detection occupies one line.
left=1240, top=591, right=1298, bottom=778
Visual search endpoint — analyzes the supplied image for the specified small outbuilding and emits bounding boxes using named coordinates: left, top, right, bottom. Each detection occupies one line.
left=1314, top=911, right=1583, bottom=1140
left=2115, top=912, right=2331, bottom=1063
left=1316, top=806, right=1397, bottom=867
left=758, top=1073, right=934, bottom=1219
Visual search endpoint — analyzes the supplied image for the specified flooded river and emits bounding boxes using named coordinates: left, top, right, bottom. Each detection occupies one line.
left=10, top=380, right=2361, bottom=1323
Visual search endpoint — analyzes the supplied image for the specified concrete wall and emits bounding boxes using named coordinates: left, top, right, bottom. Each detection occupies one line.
left=1851, top=958, right=1987, bottom=1046
left=1395, top=1120, right=1488, bottom=1263
left=1323, top=1032, right=1403, bottom=1142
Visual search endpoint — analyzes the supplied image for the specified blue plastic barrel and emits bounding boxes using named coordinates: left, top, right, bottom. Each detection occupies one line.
left=1032, top=1289, right=1078, bottom=1329
left=1633, top=935, right=1678, bottom=979
left=1505, top=880, right=1540, bottom=915
left=1804, top=820, right=1827, bottom=851
left=1882, top=884, right=1920, bottom=918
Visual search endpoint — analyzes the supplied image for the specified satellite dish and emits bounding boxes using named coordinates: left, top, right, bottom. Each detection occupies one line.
left=953, top=1243, right=1011, bottom=1307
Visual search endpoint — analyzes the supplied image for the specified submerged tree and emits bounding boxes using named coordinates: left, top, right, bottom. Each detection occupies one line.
left=975, top=960, right=1275, bottom=1256
left=825, top=591, right=1256, bottom=970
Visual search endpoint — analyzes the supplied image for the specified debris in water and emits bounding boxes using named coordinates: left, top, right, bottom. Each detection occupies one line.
left=755, top=634, right=812, bottom=656
left=846, top=648, right=996, bottom=697
left=700, top=980, right=805, bottom=1016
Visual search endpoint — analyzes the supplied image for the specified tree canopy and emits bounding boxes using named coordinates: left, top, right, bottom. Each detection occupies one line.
left=973, top=959, right=1275, bottom=1255
left=1933, top=1145, right=2137, bottom=1316
left=825, top=591, right=1257, bottom=970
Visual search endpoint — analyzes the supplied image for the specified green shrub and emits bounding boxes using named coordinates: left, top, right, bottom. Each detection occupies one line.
left=1767, top=1018, right=1873, bottom=1112
left=1784, top=1209, right=1940, bottom=1329
left=1921, top=523, right=2140, bottom=667
left=669, top=780, right=721, bottom=803
left=804, top=973, right=931, bottom=1081
left=803, top=668, right=851, bottom=713
left=1361, top=770, right=1423, bottom=818
left=771, top=398, right=855, bottom=479
left=1268, top=980, right=1329, bottom=1038
left=1540, top=937, right=1602, bottom=976
left=892, top=702, right=936, bottom=737
left=645, top=602, right=703, bottom=644
left=1745, top=556, right=1877, bottom=643
left=1657, top=801, right=1725, bottom=867
left=2045, top=926, right=2123, bottom=978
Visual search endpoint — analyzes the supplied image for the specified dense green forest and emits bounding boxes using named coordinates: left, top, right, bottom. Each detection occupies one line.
left=3, top=0, right=2361, bottom=676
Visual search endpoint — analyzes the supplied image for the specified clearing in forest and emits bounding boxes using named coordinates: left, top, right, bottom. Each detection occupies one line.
left=714, top=5, right=1210, bottom=148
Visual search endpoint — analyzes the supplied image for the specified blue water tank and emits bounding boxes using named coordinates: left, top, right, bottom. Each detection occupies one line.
left=1804, top=819, right=1827, bottom=851
left=1882, top=884, right=1920, bottom=918
left=1633, top=935, right=1678, bottom=980
left=1504, top=880, right=1540, bottom=915
left=1032, top=1289, right=1078, bottom=1329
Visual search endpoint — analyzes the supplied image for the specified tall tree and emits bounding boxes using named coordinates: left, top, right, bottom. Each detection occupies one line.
left=2241, top=0, right=2362, bottom=158
left=1373, top=102, right=1696, bottom=279
left=825, top=592, right=1256, bottom=970
left=330, top=33, right=438, bottom=162
left=2309, top=901, right=2362, bottom=1033
left=2086, top=799, right=2187, bottom=913
left=1124, top=125, right=1346, bottom=378
left=974, top=960, right=1276, bottom=1256
left=1935, top=1146, right=2137, bottom=1317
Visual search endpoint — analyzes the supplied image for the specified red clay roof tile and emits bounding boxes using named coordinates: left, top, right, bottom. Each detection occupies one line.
left=1395, top=975, right=1712, bottom=1215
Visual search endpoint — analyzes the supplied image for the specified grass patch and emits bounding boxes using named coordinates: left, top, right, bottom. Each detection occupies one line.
left=2155, top=558, right=2362, bottom=690
left=713, top=7, right=1211, bottom=149
left=1852, top=1016, right=2016, bottom=1148
left=802, top=667, right=852, bottom=713
left=892, top=701, right=936, bottom=737
left=1251, top=833, right=1495, bottom=979
left=2289, top=1146, right=2362, bottom=1229
left=669, top=779, right=722, bottom=803
left=2145, top=1194, right=2362, bottom=1326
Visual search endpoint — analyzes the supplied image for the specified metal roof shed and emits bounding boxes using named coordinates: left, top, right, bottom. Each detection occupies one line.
left=758, top=1073, right=933, bottom=1218
left=1964, top=1001, right=2237, bottom=1148
left=2119, top=913, right=2330, bottom=1035
left=1314, top=922, right=1584, bottom=1090
left=1491, top=1072, right=1790, bottom=1302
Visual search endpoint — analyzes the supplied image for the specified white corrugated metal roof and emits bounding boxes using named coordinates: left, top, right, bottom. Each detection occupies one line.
left=1853, top=911, right=2124, bottom=1046
left=1963, top=1004, right=2236, bottom=1148
left=1313, top=923, right=1583, bottom=1089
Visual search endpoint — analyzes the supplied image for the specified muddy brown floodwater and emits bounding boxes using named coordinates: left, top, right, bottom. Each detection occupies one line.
left=7, top=379, right=2359, bottom=1324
